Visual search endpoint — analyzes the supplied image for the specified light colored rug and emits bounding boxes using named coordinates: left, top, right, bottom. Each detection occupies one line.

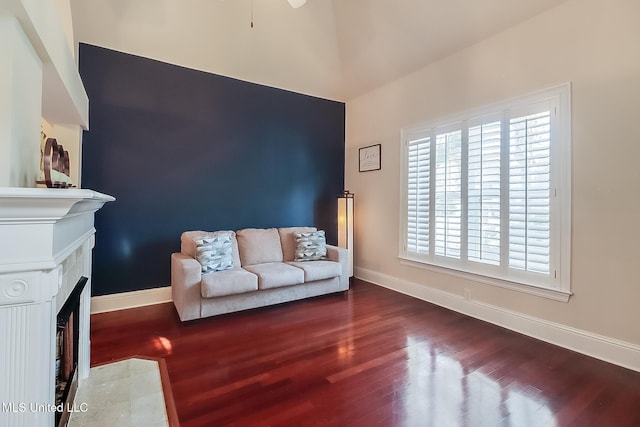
left=68, top=357, right=172, bottom=427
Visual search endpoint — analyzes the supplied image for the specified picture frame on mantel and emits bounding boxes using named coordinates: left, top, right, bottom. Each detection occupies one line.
left=359, top=143, right=381, bottom=172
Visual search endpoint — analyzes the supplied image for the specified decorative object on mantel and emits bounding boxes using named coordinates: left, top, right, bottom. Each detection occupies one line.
left=37, top=137, right=75, bottom=188
left=359, top=143, right=381, bottom=172
left=338, top=190, right=354, bottom=277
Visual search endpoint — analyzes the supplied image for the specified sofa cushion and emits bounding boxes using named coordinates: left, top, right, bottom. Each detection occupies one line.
left=201, top=268, right=258, bottom=298
left=287, top=260, right=342, bottom=282
left=243, top=262, right=305, bottom=290
left=195, top=232, right=234, bottom=273
left=236, top=228, right=283, bottom=266
left=278, top=226, right=317, bottom=262
left=294, top=230, right=327, bottom=261
left=181, top=230, right=241, bottom=267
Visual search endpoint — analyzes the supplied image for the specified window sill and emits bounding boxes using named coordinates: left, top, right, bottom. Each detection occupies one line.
left=398, top=256, right=572, bottom=303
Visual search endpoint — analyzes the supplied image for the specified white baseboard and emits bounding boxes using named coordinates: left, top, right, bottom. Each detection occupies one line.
left=90, top=286, right=172, bottom=314
left=356, top=267, right=640, bottom=373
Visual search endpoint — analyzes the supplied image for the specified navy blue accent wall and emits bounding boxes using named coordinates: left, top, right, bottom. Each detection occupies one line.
left=79, top=44, right=345, bottom=296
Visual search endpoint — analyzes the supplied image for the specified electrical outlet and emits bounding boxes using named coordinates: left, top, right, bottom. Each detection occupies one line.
left=464, top=288, right=472, bottom=301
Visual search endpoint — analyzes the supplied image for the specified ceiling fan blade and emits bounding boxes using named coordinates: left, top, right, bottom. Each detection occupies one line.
left=288, top=0, right=307, bottom=8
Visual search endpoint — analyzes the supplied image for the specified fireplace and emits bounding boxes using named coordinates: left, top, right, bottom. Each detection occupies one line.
left=55, top=276, right=87, bottom=426
left=0, top=188, right=113, bottom=427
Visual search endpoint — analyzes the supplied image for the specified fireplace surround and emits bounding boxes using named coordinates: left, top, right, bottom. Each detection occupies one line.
left=0, top=188, right=113, bottom=427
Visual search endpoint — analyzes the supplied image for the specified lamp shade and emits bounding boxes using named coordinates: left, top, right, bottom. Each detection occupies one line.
left=288, top=0, right=307, bottom=8
left=337, top=190, right=354, bottom=277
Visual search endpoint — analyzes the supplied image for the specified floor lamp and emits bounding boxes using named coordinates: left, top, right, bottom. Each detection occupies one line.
left=338, top=190, right=354, bottom=278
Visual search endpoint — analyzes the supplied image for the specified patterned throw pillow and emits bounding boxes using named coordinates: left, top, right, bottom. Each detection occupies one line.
left=294, top=230, right=327, bottom=261
left=195, top=231, right=234, bottom=273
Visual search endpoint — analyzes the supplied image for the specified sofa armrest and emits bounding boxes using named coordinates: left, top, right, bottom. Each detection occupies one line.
left=171, top=253, right=202, bottom=321
left=326, top=244, right=349, bottom=289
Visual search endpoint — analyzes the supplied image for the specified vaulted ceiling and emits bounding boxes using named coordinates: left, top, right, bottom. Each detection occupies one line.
left=70, top=0, right=568, bottom=101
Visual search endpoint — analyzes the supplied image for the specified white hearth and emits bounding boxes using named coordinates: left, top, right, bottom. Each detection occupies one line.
left=0, top=188, right=113, bottom=427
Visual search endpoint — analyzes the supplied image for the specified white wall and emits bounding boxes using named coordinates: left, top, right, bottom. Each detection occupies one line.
left=51, top=0, right=83, bottom=186
left=346, top=0, right=640, bottom=357
left=0, top=16, right=43, bottom=187
left=54, top=0, right=75, bottom=57
left=0, top=0, right=86, bottom=188
left=70, top=0, right=343, bottom=101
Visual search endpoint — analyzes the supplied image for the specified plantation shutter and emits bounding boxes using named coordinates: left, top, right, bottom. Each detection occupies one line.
left=434, top=130, right=462, bottom=259
left=508, top=111, right=552, bottom=274
left=407, top=134, right=431, bottom=255
left=468, top=121, right=501, bottom=265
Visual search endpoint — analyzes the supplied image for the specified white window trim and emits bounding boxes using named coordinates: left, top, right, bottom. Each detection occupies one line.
left=399, top=83, right=572, bottom=301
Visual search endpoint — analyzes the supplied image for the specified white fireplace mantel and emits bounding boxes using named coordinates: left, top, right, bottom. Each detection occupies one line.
left=0, top=187, right=112, bottom=221
left=0, top=188, right=114, bottom=273
left=0, top=187, right=113, bottom=427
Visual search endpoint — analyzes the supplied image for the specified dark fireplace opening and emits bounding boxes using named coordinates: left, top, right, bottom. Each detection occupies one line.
left=55, top=276, right=87, bottom=427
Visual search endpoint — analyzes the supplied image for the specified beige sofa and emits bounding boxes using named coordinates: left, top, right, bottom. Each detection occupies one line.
left=171, top=227, right=349, bottom=321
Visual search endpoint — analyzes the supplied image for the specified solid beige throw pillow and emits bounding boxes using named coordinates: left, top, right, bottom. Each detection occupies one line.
left=236, top=228, right=284, bottom=266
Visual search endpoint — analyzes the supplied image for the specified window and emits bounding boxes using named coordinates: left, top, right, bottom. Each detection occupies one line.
left=401, top=84, right=571, bottom=299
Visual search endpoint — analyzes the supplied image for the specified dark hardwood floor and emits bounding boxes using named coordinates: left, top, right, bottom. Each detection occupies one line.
left=90, top=279, right=640, bottom=426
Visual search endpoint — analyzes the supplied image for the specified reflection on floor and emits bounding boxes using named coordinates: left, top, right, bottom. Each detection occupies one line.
left=68, top=358, right=168, bottom=427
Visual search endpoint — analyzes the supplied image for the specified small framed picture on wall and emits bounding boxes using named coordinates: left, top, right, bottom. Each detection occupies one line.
left=359, top=144, right=381, bottom=172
